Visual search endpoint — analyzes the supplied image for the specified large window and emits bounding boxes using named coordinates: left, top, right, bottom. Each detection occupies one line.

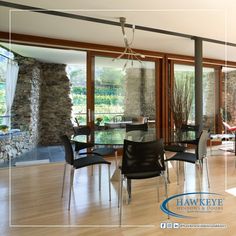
left=66, top=52, right=87, bottom=125
left=0, top=47, right=14, bottom=124
left=67, top=55, right=157, bottom=129
left=222, top=67, right=236, bottom=126
left=173, top=64, right=218, bottom=132
left=94, top=56, right=156, bottom=128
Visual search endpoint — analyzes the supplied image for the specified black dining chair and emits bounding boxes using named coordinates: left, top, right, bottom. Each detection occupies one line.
left=125, top=122, right=148, bottom=196
left=119, top=139, right=168, bottom=225
left=73, top=125, right=118, bottom=163
left=179, top=124, right=200, bottom=146
left=165, top=124, right=200, bottom=152
left=73, top=126, right=94, bottom=151
left=125, top=123, right=148, bottom=132
left=60, top=135, right=111, bottom=210
left=165, top=130, right=210, bottom=188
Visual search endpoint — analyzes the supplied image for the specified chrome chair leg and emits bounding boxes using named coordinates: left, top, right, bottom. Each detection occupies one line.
left=115, top=150, right=118, bottom=168
left=205, top=158, right=210, bottom=188
left=199, top=159, right=203, bottom=173
left=61, top=163, right=67, bottom=198
left=118, top=172, right=121, bottom=208
left=108, top=165, right=111, bottom=201
left=156, top=177, right=160, bottom=202
left=183, top=162, right=186, bottom=182
left=99, top=165, right=101, bottom=191
left=163, top=173, right=169, bottom=219
left=177, top=161, right=179, bottom=185
left=164, top=154, right=170, bottom=183
left=68, top=167, right=75, bottom=211
left=196, top=163, right=202, bottom=192
left=119, top=174, right=123, bottom=226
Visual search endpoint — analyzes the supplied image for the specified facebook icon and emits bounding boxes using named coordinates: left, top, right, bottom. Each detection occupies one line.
left=160, top=222, right=166, bottom=229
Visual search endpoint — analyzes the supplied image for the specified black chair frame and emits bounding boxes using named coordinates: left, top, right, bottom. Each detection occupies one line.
left=118, top=139, right=168, bottom=225
left=60, top=135, right=111, bottom=210
left=165, top=130, right=210, bottom=189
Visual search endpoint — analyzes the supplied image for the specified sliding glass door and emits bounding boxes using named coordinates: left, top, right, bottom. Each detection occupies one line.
left=173, top=63, right=219, bottom=132
left=222, top=67, right=236, bottom=127
left=68, top=52, right=158, bottom=134
left=66, top=52, right=87, bottom=125
left=93, top=56, right=157, bottom=130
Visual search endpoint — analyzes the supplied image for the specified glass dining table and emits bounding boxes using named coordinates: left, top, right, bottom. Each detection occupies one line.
left=72, top=127, right=157, bottom=200
left=72, top=128, right=157, bottom=146
left=72, top=127, right=196, bottom=200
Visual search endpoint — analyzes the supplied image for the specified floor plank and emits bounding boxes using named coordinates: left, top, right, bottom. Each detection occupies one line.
left=1, top=147, right=236, bottom=236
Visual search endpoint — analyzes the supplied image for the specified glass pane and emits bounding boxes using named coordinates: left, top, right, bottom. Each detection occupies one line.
left=66, top=52, right=87, bottom=126
left=222, top=68, right=236, bottom=127
left=202, top=68, right=217, bottom=132
left=173, top=64, right=217, bottom=132
left=0, top=47, right=14, bottom=126
left=174, top=64, right=195, bottom=127
left=94, top=56, right=156, bottom=130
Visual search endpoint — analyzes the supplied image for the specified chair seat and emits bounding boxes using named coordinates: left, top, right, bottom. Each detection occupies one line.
left=164, top=144, right=186, bottom=152
left=93, top=147, right=116, bottom=156
left=74, top=155, right=111, bottom=169
left=125, top=171, right=162, bottom=179
left=165, top=152, right=197, bottom=164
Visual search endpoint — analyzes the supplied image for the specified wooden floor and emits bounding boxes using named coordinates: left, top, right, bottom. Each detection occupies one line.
left=1, top=147, right=236, bottom=236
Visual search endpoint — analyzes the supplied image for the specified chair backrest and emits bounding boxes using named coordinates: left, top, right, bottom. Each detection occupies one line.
left=73, top=125, right=91, bottom=136
left=61, top=135, right=74, bottom=165
left=197, top=130, right=209, bottom=160
left=181, top=124, right=199, bottom=132
left=126, top=123, right=148, bottom=132
left=74, top=117, right=80, bottom=126
left=121, top=139, right=165, bottom=175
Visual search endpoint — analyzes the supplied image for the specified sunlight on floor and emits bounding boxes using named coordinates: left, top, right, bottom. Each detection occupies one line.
left=225, top=187, right=236, bottom=196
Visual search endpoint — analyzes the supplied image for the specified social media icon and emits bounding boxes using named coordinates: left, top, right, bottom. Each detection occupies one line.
left=167, top=223, right=173, bottom=228
left=173, top=223, right=180, bottom=228
left=160, top=222, right=166, bottom=229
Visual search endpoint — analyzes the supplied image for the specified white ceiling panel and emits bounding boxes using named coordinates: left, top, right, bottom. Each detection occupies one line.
left=0, top=0, right=236, bottom=63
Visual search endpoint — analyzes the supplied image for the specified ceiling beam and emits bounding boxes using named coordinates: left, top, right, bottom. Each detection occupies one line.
left=1, top=0, right=236, bottom=47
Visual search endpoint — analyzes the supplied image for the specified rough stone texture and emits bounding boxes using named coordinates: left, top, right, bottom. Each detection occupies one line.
left=11, top=56, right=73, bottom=153
left=39, top=63, right=73, bottom=145
left=0, top=132, right=30, bottom=161
left=124, top=68, right=155, bottom=120
left=11, top=56, right=41, bottom=149
left=222, top=70, right=236, bottom=126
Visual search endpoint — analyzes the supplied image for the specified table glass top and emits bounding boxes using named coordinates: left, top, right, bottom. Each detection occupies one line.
left=72, top=128, right=156, bottom=145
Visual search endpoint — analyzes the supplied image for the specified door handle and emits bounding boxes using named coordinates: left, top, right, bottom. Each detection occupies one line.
left=88, top=109, right=91, bottom=123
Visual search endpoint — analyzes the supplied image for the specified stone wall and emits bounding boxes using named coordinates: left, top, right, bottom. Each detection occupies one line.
left=39, top=63, right=73, bottom=145
left=12, top=57, right=73, bottom=148
left=124, top=68, right=155, bottom=119
left=0, top=132, right=30, bottom=161
left=11, top=56, right=41, bottom=149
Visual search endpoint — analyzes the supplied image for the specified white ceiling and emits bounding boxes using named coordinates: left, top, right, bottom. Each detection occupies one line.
left=1, top=0, right=236, bottom=63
